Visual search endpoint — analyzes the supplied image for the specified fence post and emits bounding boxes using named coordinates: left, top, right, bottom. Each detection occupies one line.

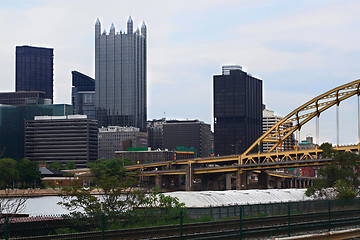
left=328, top=200, right=331, bottom=232
left=5, top=217, right=9, bottom=240
left=179, top=209, right=183, bottom=240
left=287, top=202, right=291, bottom=237
left=239, top=205, right=243, bottom=240
left=101, top=213, right=105, bottom=240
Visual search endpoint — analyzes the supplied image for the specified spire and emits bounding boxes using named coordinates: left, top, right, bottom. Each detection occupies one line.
left=95, top=18, right=100, bottom=25
left=127, top=16, right=133, bottom=34
left=110, top=23, right=115, bottom=33
left=141, top=21, right=147, bottom=38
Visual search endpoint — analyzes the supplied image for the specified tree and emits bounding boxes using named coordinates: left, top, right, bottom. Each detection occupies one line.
left=17, top=158, right=42, bottom=188
left=65, top=161, right=76, bottom=170
left=0, top=189, right=28, bottom=218
left=306, top=143, right=360, bottom=199
left=48, top=162, right=63, bottom=170
left=59, top=158, right=184, bottom=226
left=0, top=158, right=19, bottom=189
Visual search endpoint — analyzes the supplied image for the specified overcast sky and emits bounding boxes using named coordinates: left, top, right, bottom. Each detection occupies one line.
left=1, top=0, right=360, bottom=145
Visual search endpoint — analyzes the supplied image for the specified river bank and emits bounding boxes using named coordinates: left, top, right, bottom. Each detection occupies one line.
left=0, top=188, right=104, bottom=197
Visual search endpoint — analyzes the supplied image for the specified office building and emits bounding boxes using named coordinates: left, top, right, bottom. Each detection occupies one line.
left=162, top=120, right=211, bottom=158
left=147, top=119, right=212, bottom=158
left=213, top=65, right=263, bottom=156
left=95, top=17, right=147, bottom=131
left=72, top=71, right=95, bottom=119
left=147, top=118, right=165, bottom=150
left=0, top=104, right=72, bottom=159
left=263, top=108, right=296, bottom=152
left=16, top=46, right=54, bottom=102
left=25, top=115, right=98, bottom=168
left=0, top=91, right=48, bottom=106
left=98, top=126, right=148, bottom=160
left=262, top=109, right=284, bottom=152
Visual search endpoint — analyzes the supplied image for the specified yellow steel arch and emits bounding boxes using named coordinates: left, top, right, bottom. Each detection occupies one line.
left=241, top=79, right=360, bottom=161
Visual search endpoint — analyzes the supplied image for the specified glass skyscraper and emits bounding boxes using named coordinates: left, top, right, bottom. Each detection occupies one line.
left=213, top=66, right=263, bottom=156
left=72, top=71, right=95, bottom=119
left=95, top=17, right=147, bottom=131
left=16, top=46, right=54, bottom=103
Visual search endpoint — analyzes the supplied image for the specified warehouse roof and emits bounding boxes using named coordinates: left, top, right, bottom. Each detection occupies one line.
left=164, top=189, right=311, bottom=207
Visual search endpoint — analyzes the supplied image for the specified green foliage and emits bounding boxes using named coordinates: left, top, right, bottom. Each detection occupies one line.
left=65, top=161, right=76, bottom=170
left=335, top=179, right=357, bottom=199
left=319, top=142, right=337, bottom=158
left=55, top=228, right=77, bottom=235
left=0, top=158, right=18, bottom=188
left=306, top=143, right=360, bottom=199
left=59, top=158, right=185, bottom=228
left=0, top=158, right=42, bottom=189
left=17, top=158, right=42, bottom=188
left=48, top=162, right=63, bottom=170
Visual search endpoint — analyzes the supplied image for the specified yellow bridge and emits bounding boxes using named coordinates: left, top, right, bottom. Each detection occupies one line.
left=124, top=79, right=360, bottom=191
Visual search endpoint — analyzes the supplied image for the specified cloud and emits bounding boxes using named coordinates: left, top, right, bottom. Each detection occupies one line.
left=0, top=0, right=360, bottom=145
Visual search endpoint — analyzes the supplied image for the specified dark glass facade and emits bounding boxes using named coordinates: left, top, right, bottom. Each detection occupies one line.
left=72, top=71, right=95, bottom=119
left=16, top=46, right=54, bottom=102
left=162, top=120, right=211, bottom=158
left=0, top=91, right=46, bottom=106
left=213, top=69, right=263, bottom=156
left=0, top=104, right=72, bottom=160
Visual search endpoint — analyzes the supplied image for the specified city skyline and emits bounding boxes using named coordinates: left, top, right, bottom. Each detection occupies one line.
left=0, top=0, right=360, bottom=145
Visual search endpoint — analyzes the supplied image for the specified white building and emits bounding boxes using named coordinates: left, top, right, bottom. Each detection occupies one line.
left=262, top=109, right=284, bottom=152
left=262, top=109, right=296, bottom=152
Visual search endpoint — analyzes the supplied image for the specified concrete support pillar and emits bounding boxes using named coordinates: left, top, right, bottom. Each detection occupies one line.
left=163, top=176, right=171, bottom=188
left=213, top=177, right=220, bottom=191
left=185, top=164, right=193, bottom=191
left=277, top=179, right=282, bottom=189
left=236, top=171, right=247, bottom=190
left=290, top=179, right=293, bottom=188
left=178, top=175, right=184, bottom=190
left=173, top=176, right=180, bottom=188
left=294, top=179, right=298, bottom=188
left=155, top=175, right=162, bottom=189
left=258, top=171, right=269, bottom=189
left=201, top=177, right=209, bottom=191
left=226, top=174, right=232, bottom=190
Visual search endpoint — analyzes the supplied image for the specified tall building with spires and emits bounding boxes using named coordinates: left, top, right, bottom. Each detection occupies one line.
left=95, top=16, right=147, bottom=131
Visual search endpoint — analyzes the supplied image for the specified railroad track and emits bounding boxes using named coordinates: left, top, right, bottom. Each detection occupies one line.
left=9, top=209, right=360, bottom=239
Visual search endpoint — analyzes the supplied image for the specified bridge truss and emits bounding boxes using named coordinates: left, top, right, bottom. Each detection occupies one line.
left=124, top=79, right=360, bottom=175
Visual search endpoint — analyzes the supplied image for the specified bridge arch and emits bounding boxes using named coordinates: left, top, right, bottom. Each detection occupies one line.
left=241, top=79, right=360, bottom=161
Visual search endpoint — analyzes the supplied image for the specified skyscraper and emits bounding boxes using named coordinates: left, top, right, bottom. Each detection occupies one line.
left=72, top=71, right=95, bottom=119
left=213, top=65, right=263, bottom=156
left=95, top=17, right=147, bottom=131
left=16, top=46, right=54, bottom=102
